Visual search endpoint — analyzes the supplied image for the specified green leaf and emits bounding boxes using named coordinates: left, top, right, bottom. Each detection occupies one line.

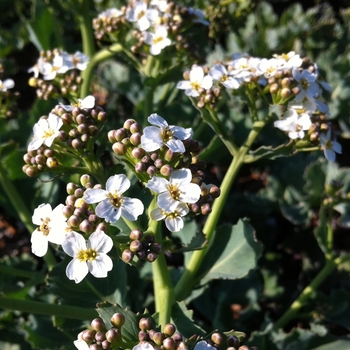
left=172, top=231, right=207, bottom=253
left=196, top=220, right=263, bottom=283
left=171, top=302, right=206, bottom=338
left=314, top=206, right=328, bottom=254
left=246, top=142, right=295, bottom=162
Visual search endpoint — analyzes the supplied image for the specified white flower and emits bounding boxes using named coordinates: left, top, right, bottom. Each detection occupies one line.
left=273, top=51, right=302, bottom=69
left=144, top=26, right=171, bottom=55
left=177, top=65, right=213, bottom=97
left=194, top=341, right=216, bottom=350
left=0, top=78, right=15, bottom=92
left=151, top=202, right=189, bottom=232
left=274, top=109, right=312, bottom=140
left=292, top=68, right=319, bottom=102
left=74, top=339, right=89, bottom=350
left=83, top=174, right=144, bottom=223
left=133, top=343, right=155, bottom=350
left=69, top=51, right=90, bottom=71
left=256, top=58, right=283, bottom=78
left=98, top=8, right=123, bottom=19
left=62, top=230, right=113, bottom=283
left=40, top=53, right=70, bottom=80
left=28, top=113, right=63, bottom=151
left=125, top=1, right=159, bottom=31
left=141, top=113, right=192, bottom=153
left=59, top=95, right=95, bottom=112
left=31, top=203, right=69, bottom=257
left=146, top=168, right=201, bottom=211
left=150, top=0, right=169, bottom=12
left=320, top=128, right=342, bottom=162
left=209, top=64, right=240, bottom=89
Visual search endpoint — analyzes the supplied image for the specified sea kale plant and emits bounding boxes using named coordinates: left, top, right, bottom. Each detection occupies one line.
left=1, top=0, right=350, bottom=349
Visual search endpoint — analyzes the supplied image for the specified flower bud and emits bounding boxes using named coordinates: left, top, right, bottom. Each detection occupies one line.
left=108, top=130, right=116, bottom=143
left=102, top=339, right=111, bottom=349
left=114, top=128, right=126, bottom=141
left=71, top=138, right=83, bottom=149
left=152, top=331, right=164, bottom=346
left=82, top=329, right=96, bottom=342
left=281, top=88, right=291, bottom=98
left=96, top=222, right=108, bottom=232
left=163, top=337, right=176, bottom=350
left=154, top=159, right=164, bottom=168
left=97, top=111, right=107, bottom=122
left=25, top=166, right=39, bottom=177
left=46, top=157, right=58, bottom=168
left=138, top=330, right=148, bottom=341
left=63, top=205, right=74, bottom=218
left=150, top=242, right=162, bottom=254
left=130, top=240, right=143, bottom=252
left=209, top=185, right=220, bottom=198
left=200, top=203, right=212, bottom=215
left=91, top=318, right=106, bottom=332
left=135, top=162, right=147, bottom=173
left=211, top=332, right=223, bottom=345
left=123, top=119, right=136, bottom=130
left=146, top=252, right=157, bottom=262
left=130, top=122, right=141, bottom=133
left=147, top=166, right=157, bottom=177
left=95, top=331, right=106, bottom=343
left=160, top=164, right=173, bottom=177
left=130, top=229, right=143, bottom=241
left=130, top=132, right=141, bottom=146
left=88, top=125, right=98, bottom=137
left=111, top=313, right=125, bottom=328
left=269, top=83, right=279, bottom=94
left=112, top=142, right=126, bottom=156
left=122, top=249, right=134, bottom=263
left=164, top=149, right=175, bottom=162
left=132, top=147, right=145, bottom=159
left=76, top=114, right=86, bottom=124
left=105, top=328, right=121, bottom=343
left=139, top=317, right=152, bottom=330
left=79, top=219, right=94, bottom=234
left=172, top=332, right=182, bottom=342
left=227, top=336, right=240, bottom=348
left=68, top=215, right=82, bottom=228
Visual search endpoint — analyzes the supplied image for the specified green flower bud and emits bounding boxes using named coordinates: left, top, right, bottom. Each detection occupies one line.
left=123, top=119, right=136, bottom=130
left=112, top=142, right=127, bottom=156
left=152, top=332, right=164, bottom=346
left=111, top=313, right=125, bottom=328
left=160, top=164, right=173, bottom=177
left=211, top=332, right=223, bottom=345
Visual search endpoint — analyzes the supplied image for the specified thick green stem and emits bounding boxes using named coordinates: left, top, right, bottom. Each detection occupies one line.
left=0, top=162, right=56, bottom=270
left=149, top=197, right=175, bottom=328
left=0, top=297, right=97, bottom=320
left=273, top=253, right=350, bottom=330
left=77, top=0, right=95, bottom=59
left=80, top=43, right=123, bottom=98
left=174, top=121, right=266, bottom=300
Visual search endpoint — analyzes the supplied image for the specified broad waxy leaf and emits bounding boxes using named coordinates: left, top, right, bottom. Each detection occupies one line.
left=196, top=220, right=263, bottom=283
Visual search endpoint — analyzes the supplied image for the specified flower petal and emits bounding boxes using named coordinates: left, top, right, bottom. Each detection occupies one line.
left=146, top=176, right=169, bottom=193
left=31, top=230, right=48, bottom=257
left=66, top=258, right=89, bottom=283
left=95, top=200, right=121, bottom=223
left=87, top=230, right=113, bottom=253
left=83, top=188, right=108, bottom=203
left=106, top=174, right=130, bottom=194
left=121, top=197, right=144, bottom=221
left=62, top=231, right=87, bottom=257
left=88, top=254, right=113, bottom=278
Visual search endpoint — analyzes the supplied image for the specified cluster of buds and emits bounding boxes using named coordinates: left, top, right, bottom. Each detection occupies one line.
left=108, top=118, right=204, bottom=183
left=76, top=315, right=124, bottom=349
left=22, top=146, right=58, bottom=177
left=63, top=174, right=106, bottom=234
left=121, top=228, right=162, bottom=264
left=51, top=97, right=106, bottom=151
left=27, top=49, right=88, bottom=100
left=22, top=96, right=106, bottom=177
left=0, top=65, right=19, bottom=119
left=92, top=1, right=209, bottom=62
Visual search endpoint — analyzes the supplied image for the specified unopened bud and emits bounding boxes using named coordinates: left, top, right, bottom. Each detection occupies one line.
left=91, top=317, right=106, bottom=332
left=152, top=332, right=164, bottom=346
left=112, top=142, right=126, bottom=155
left=269, top=83, right=279, bottom=94
left=122, top=249, right=134, bottom=263
left=160, top=164, right=173, bottom=177
left=139, top=317, right=152, bottom=330
left=130, top=228, right=143, bottom=241
left=111, top=313, right=125, bottom=328
left=211, top=332, right=223, bottom=345
left=132, top=147, right=145, bottom=159
left=105, top=328, right=121, bottom=343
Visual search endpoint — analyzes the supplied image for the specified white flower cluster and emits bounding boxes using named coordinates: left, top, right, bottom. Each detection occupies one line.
left=28, top=50, right=89, bottom=80
left=177, top=52, right=342, bottom=162
left=99, top=1, right=207, bottom=56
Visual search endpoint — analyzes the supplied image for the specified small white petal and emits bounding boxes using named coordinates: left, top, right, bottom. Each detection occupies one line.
left=88, top=254, right=113, bottom=278
left=66, top=258, right=89, bottom=283
left=31, top=230, right=49, bottom=257
left=165, top=216, right=184, bottom=232
left=106, top=174, right=130, bottom=194
left=121, top=197, right=144, bottom=221
left=95, top=200, right=121, bottom=223
left=146, top=176, right=169, bottom=193
left=150, top=208, right=166, bottom=221
left=83, top=188, right=108, bottom=203
left=87, top=230, right=113, bottom=253
left=62, top=231, right=87, bottom=257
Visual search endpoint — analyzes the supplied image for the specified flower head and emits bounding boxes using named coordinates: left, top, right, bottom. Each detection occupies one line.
left=209, top=64, right=240, bottom=89
left=62, top=230, right=113, bottom=283
left=320, top=128, right=342, bottom=162
left=125, top=1, right=158, bottom=31
left=0, top=78, right=15, bottom=92
left=292, top=67, right=319, bottom=103
left=151, top=202, right=189, bottom=232
left=274, top=109, right=312, bottom=140
left=83, top=174, right=144, bottom=223
left=144, top=26, right=171, bottom=55
left=177, top=65, right=213, bottom=97
left=69, top=51, right=90, bottom=71
left=28, top=113, right=63, bottom=151
left=31, top=203, right=69, bottom=257
left=146, top=168, right=201, bottom=211
left=59, top=95, right=95, bottom=112
left=141, top=113, right=192, bottom=153
left=40, top=53, right=70, bottom=80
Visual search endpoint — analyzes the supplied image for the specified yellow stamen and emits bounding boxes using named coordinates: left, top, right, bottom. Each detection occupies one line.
left=77, top=248, right=98, bottom=262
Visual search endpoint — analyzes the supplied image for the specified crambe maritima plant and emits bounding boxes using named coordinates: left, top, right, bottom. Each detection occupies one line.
left=0, top=1, right=350, bottom=349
